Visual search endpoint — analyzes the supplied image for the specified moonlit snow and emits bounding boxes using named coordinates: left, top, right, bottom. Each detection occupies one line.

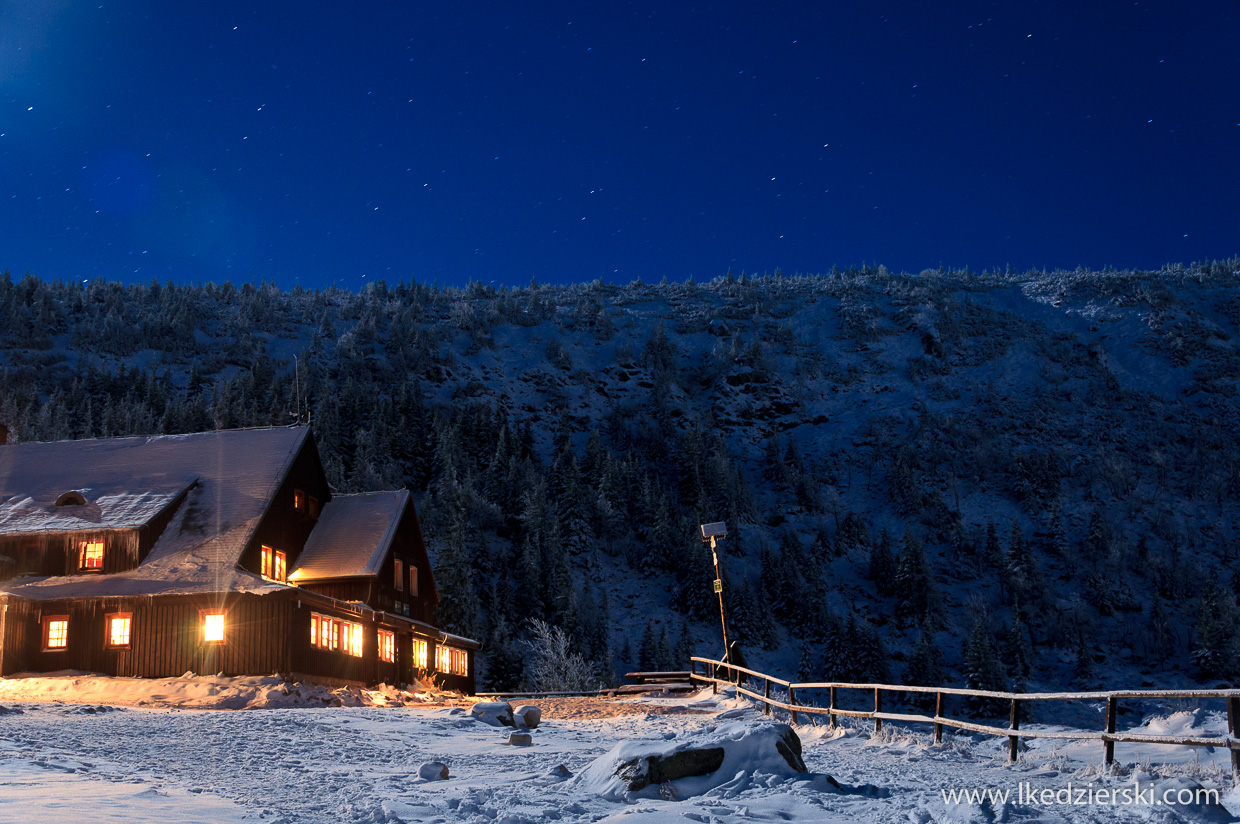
left=0, top=674, right=1236, bottom=823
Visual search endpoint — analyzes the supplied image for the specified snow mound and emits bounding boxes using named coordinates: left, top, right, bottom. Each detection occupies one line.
left=573, top=720, right=809, bottom=801
left=0, top=672, right=458, bottom=710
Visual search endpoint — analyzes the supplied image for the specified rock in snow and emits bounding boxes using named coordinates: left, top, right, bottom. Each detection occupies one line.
left=417, top=761, right=449, bottom=781
left=506, top=732, right=533, bottom=746
left=575, top=721, right=807, bottom=801
left=513, top=705, right=541, bottom=728
left=469, top=701, right=515, bottom=727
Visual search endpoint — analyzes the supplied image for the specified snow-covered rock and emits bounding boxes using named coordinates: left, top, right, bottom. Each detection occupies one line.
left=574, top=720, right=806, bottom=801
left=469, top=701, right=515, bottom=727
left=506, top=732, right=533, bottom=746
left=513, top=705, right=541, bottom=728
left=417, top=761, right=449, bottom=780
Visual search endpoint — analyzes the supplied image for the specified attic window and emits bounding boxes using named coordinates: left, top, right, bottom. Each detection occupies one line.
left=293, top=489, right=306, bottom=512
left=308, top=496, right=320, bottom=519
left=409, top=566, right=418, bottom=597
left=394, top=559, right=404, bottom=591
left=260, top=546, right=286, bottom=582
left=55, top=491, right=87, bottom=507
left=79, top=540, right=104, bottom=571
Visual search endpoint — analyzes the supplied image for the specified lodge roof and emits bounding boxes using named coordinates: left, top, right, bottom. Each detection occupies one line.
left=290, top=490, right=409, bottom=581
left=0, top=427, right=309, bottom=599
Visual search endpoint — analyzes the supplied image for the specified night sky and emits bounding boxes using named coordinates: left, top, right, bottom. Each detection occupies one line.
left=2, top=1, right=1237, bottom=290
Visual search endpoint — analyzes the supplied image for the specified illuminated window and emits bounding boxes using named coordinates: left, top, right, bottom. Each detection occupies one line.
left=43, top=616, right=69, bottom=650
left=435, top=645, right=468, bottom=676
left=261, top=546, right=287, bottom=582
left=311, top=613, right=337, bottom=650
left=293, top=489, right=306, bottom=511
left=411, top=638, right=428, bottom=669
left=344, top=622, right=363, bottom=657
left=378, top=630, right=395, bottom=663
left=409, top=566, right=418, bottom=597
left=79, top=540, right=104, bottom=571
left=394, top=559, right=403, bottom=591
left=106, top=613, right=132, bottom=648
left=202, top=612, right=225, bottom=643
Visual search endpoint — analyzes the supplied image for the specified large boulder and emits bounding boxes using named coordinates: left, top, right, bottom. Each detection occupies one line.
left=574, top=721, right=806, bottom=801
left=469, top=701, right=515, bottom=727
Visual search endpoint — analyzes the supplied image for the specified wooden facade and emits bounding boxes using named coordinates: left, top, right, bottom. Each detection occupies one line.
left=0, top=427, right=477, bottom=693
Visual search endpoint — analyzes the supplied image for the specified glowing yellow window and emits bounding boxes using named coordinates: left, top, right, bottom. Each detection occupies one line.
left=293, top=489, right=306, bottom=511
left=261, top=546, right=287, bottom=582
left=344, top=622, right=363, bottom=657
left=435, top=644, right=450, bottom=673
left=378, top=630, right=395, bottom=663
left=202, top=613, right=225, bottom=643
left=43, top=617, right=69, bottom=650
left=79, top=540, right=104, bottom=570
left=411, top=638, right=428, bottom=669
left=106, top=613, right=132, bottom=648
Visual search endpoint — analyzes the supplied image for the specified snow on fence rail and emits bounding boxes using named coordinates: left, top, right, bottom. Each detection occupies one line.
left=688, top=656, right=1240, bottom=771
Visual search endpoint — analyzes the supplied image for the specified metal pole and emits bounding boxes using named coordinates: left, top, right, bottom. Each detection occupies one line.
left=711, top=536, right=731, bottom=669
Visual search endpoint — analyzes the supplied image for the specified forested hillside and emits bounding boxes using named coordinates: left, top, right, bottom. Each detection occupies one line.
left=2, top=262, right=1240, bottom=697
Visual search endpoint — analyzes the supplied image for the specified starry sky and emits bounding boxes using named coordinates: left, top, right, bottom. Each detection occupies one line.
left=1, top=1, right=1237, bottom=290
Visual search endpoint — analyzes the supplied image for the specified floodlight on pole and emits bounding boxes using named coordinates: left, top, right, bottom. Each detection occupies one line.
left=701, top=521, right=731, bottom=667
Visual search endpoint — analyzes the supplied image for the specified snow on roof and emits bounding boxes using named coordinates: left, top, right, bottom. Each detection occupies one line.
left=0, top=487, right=192, bottom=535
left=0, top=427, right=309, bottom=600
left=289, top=491, right=409, bottom=581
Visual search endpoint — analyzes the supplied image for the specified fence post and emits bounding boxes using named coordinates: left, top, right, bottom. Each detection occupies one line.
left=1104, top=696, right=1118, bottom=767
left=933, top=691, right=944, bottom=744
left=1008, top=699, right=1021, bottom=763
left=789, top=686, right=799, bottom=725
left=829, top=686, right=837, bottom=728
left=1228, top=695, right=1240, bottom=775
left=710, top=662, right=717, bottom=696
left=764, top=678, right=771, bottom=716
left=874, top=688, right=882, bottom=734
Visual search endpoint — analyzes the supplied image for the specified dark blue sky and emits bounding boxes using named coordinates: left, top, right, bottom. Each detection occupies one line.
left=2, top=1, right=1237, bottom=289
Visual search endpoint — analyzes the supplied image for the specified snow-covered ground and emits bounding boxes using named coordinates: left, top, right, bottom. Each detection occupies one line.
left=0, top=676, right=1236, bottom=823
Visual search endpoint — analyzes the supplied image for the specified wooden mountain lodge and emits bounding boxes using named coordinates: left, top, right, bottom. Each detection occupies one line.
left=0, top=426, right=478, bottom=693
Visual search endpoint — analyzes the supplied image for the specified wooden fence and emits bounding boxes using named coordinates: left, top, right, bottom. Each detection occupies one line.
left=689, top=656, right=1240, bottom=771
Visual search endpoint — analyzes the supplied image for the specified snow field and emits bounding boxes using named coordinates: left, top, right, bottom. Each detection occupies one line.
left=0, top=681, right=1237, bottom=822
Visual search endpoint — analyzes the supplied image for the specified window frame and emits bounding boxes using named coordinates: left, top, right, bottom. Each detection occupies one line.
left=260, top=546, right=287, bottom=583
left=105, top=612, right=133, bottom=649
left=378, top=629, right=395, bottom=663
left=42, top=615, right=69, bottom=651
left=201, top=611, right=226, bottom=645
left=411, top=637, right=428, bottom=670
left=409, top=565, right=418, bottom=597
left=394, top=558, right=404, bottom=591
left=293, top=488, right=306, bottom=512
left=78, top=539, right=105, bottom=572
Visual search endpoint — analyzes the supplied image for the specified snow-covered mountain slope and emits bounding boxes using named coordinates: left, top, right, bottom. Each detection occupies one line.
left=1, top=262, right=1239, bottom=695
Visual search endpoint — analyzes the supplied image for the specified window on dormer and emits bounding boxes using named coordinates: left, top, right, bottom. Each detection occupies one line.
left=260, top=546, right=286, bottom=582
left=79, top=540, right=104, bottom=571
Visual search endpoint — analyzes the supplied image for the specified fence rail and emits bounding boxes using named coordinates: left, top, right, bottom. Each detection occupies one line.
left=688, top=656, right=1240, bottom=771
